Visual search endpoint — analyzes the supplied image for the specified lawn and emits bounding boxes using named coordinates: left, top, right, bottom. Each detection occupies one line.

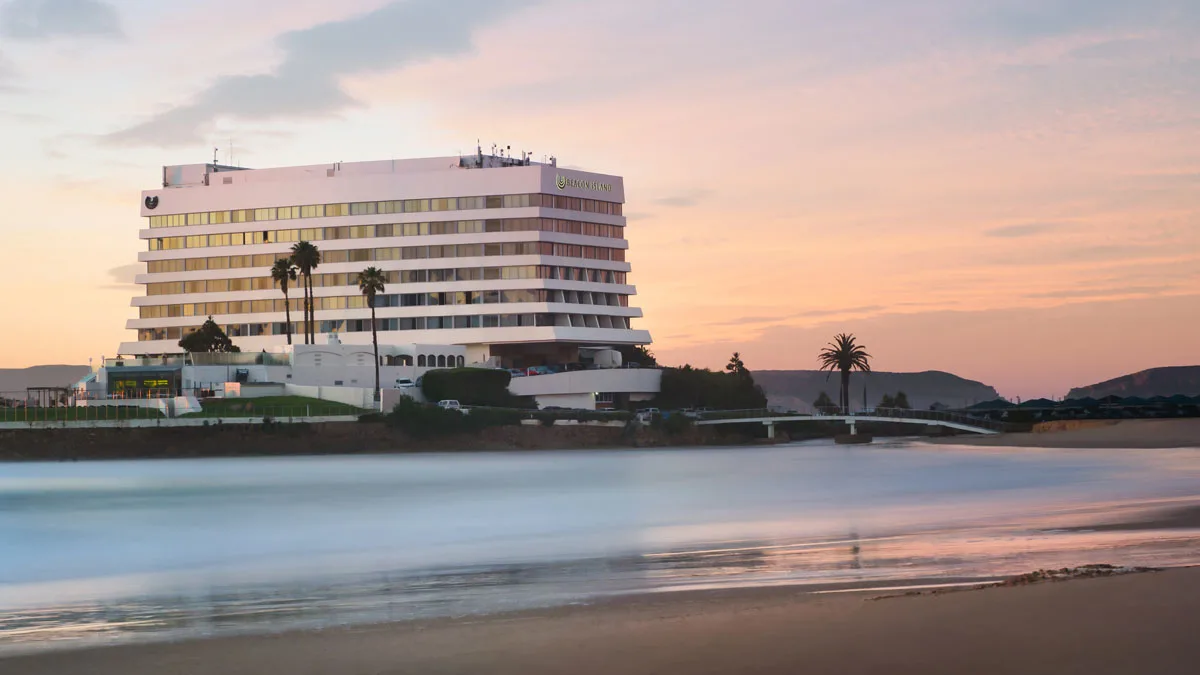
left=183, top=396, right=369, bottom=418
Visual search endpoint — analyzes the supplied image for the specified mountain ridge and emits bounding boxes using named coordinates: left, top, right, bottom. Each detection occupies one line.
left=1067, top=366, right=1200, bottom=399
left=0, top=365, right=92, bottom=395
left=752, top=369, right=1000, bottom=412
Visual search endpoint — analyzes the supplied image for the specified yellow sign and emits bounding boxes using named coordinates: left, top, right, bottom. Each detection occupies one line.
left=556, top=175, right=613, bottom=193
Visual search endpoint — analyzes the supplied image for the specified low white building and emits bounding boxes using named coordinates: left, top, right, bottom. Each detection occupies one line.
left=90, top=337, right=659, bottom=411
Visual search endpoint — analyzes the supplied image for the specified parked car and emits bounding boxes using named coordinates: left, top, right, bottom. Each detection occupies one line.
left=565, top=362, right=585, bottom=372
left=635, top=407, right=661, bottom=423
left=437, top=400, right=463, bottom=412
left=394, top=378, right=415, bottom=388
left=508, top=368, right=527, bottom=378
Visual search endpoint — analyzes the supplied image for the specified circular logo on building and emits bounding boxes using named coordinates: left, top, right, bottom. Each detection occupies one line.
left=145, top=196, right=160, bottom=210
left=556, top=175, right=567, bottom=191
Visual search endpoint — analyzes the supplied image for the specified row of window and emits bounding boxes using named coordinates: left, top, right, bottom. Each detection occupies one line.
left=139, top=290, right=631, bottom=319
left=148, top=240, right=625, bottom=273
left=146, top=217, right=625, bottom=252
left=144, top=265, right=628, bottom=297
left=148, top=238, right=625, bottom=265
left=147, top=194, right=624, bottom=228
left=138, top=314, right=632, bottom=341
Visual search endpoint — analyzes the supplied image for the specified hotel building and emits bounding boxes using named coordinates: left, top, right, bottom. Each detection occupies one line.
left=109, top=150, right=659, bottom=409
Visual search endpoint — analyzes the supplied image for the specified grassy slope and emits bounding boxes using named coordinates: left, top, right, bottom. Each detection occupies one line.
left=183, top=396, right=368, bottom=418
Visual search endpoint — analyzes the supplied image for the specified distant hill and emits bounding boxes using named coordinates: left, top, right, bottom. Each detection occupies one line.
left=1067, top=366, right=1200, bottom=399
left=0, top=365, right=91, bottom=395
left=753, top=370, right=1000, bottom=412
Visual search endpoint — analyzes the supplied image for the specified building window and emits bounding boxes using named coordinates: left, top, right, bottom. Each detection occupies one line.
left=437, top=355, right=447, bottom=368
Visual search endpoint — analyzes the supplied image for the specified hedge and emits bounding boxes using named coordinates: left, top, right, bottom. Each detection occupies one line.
left=387, top=398, right=522, bottom=438
left=419, top=368, right=533, bottom=408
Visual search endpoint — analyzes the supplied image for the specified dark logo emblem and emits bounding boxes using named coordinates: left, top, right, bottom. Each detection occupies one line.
left=145, top=196, right=160, bottom=210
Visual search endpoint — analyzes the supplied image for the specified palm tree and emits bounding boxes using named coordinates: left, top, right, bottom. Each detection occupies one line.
left=290, top=241, right=320, bottom=344
left=817, top=333, right=872, bottom=414
left=357, top=266, right=387, bottom=402
left=270, top=258, right=297, bottom=345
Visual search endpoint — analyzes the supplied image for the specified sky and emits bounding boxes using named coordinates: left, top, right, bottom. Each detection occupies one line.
left=0, top=0, right=1197, bottom=399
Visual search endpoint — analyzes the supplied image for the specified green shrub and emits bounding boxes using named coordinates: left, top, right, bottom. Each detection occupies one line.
left=387, top=398, right=520, bottom=438
left=531, top=409, right=634, bottom=425
left=651, top=412, right=694, bottom=435
left=420, top=368, right=533, bottom=408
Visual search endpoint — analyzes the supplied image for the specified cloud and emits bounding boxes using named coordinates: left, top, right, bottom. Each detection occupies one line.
left=103, top=0, right=535, bottom=148
left=0, top=49, right=16, bottom=87
left=100, top=263, right=141, bottom=290
left=983, top=221, right=1070, bottom=238
left=706, top=305, right=887, bottom=327
left=964, top=0, right=1191, bottom=44
left=0, top=0, right=122, bottom=40
left=652, top=188, right=714, bottom=208
left=1023, top=285, right=1174, bottom=300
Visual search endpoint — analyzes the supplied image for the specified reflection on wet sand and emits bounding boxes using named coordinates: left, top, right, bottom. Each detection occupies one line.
left=2, top=444, right=1199, bottom=655
left=4, top=512, right=1198, bottom=655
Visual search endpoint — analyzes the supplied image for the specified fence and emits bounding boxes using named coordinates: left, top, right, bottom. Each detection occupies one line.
left=178, top=403, right=367, bottom=420
left=0, top=392, right=170, bottom=422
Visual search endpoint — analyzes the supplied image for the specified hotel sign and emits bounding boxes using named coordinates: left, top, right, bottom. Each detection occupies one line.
left=556, top=174, right=613, bottom=193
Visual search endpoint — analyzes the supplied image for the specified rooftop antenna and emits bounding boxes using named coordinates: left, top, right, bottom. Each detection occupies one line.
left=213, top=146, right=219, bottom=165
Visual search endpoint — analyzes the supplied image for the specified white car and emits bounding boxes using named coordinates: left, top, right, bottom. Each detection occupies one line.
left=437, top=400, right=463, bottom=412
left=636, top=407, right=661, bottom=423
left=394, top=378, right=415, bottom=388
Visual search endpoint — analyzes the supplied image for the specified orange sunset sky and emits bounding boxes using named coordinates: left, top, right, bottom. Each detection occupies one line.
left=0, top=0, right=1197, bottom=399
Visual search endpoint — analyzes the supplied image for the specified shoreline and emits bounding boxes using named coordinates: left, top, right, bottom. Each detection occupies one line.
left=932, top=418, right=1200, bottom=449
left=2, top=417, right=1195, bottom=463
left=5, top=567, right=1197, bottom=674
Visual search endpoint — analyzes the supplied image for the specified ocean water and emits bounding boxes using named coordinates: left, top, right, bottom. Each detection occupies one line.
left=2, top=441, right=1199, bottom=653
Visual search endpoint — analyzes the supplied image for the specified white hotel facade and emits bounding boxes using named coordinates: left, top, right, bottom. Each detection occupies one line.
left=111, top=151, right=659, bottom=409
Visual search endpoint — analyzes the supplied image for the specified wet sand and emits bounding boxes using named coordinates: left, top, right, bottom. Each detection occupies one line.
left=940, top=418, right=1200, bottom=449
left=5, top=568, right=1198, bottom=675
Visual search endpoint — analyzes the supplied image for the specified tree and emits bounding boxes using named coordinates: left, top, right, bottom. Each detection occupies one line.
left=653, top=365, right=767, bottom=411
left=270, top=258, right=298, bottom=345
left=357, top=266, right=386, bottom=402
left=813, top=391, right=836, bottom=413
left=817, top=333, right=872, bottom=414
left=894, top=391, right=911, bottom=409
left=178, top=317, right=240, bottom=353
left=726, top=352, right=749, bottom=377
left=290, top=241, right=321, bottom=344
left=619, top=344, right=658, bottom=367
left=879, top=393, right=896, bottom=409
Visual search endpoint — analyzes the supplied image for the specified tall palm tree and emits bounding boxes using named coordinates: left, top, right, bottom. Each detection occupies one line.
left=357, top=266, right=387, bottom=402
left=290, top=241, right=320, bottom=344
left=270, top=258, right=297, bottom=345
left=818, top=333, right=872, bottom=414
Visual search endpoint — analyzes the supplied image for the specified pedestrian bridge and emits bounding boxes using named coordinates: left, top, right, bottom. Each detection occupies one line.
left=694, top=408, right=1006, bottom=437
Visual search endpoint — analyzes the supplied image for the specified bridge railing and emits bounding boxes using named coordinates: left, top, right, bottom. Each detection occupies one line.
left=862, top=407, right=1011, bottom=432
left=693, top=408, right=777, bottom=421
left=694, top=407, right=1012, bottom=433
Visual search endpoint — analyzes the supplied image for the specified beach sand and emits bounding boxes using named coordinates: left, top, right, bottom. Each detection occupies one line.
left=938, top=418, right=1200, bottom=449
left=5, top=568, right=1198, bottom=675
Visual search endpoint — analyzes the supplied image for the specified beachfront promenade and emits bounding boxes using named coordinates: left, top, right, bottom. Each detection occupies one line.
left=695, top=408, right=1007, bottom=436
